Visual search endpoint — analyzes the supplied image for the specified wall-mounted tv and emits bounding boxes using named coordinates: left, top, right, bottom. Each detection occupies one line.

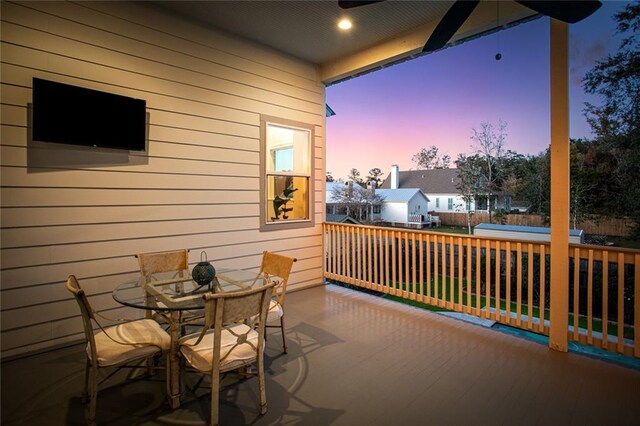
left=32, top=78, right=147, bottom=151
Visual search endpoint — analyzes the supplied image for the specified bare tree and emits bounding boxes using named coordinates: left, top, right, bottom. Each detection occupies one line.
left=367, top=168, right=385, bottom=187
left=570, top=180, right=595, bottom=229
left=455, top=153, right=483, bottom=233
left=347, top=168, right=365, bottom=187
left=412, top=145, right=451, bottom=169
left=470, top=120, right=508, bottom=224
left=330, top=183, right=384, bottom=221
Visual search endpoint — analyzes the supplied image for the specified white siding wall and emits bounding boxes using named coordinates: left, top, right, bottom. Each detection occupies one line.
left=380, top=203, right=408, bottom=224
left=428, top=194, right=473, bottom=213
left=407, top=194, right=428, bottom=215
left=0, top=1, right=325, bottom=358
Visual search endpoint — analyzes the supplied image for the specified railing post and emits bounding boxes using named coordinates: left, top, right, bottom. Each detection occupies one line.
left=549, top=18, right=570, bottom=352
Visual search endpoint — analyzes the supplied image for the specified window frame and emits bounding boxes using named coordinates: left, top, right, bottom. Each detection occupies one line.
left=259, top=115, right=315, bottom=232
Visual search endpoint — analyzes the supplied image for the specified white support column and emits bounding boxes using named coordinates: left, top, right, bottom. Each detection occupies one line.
left=549, top=19, right=570, bottom=352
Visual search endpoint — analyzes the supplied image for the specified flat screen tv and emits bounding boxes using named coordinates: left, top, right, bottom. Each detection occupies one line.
left=32, top=78, right=147, bottom=151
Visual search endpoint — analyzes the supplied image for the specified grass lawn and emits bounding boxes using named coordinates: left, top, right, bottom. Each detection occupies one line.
left=434, top=225, right=640, bottom=250
left=608, top=236, right=640, bottom=249
left=427, top=226, right=470, bottom=235
left=380, top=277, right=634, bottom=339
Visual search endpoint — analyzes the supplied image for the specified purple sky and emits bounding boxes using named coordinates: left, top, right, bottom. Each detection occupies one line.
left=326, top=1, right=626, bottom=181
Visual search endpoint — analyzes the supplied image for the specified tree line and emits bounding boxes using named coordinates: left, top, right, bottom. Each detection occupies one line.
left=456, top=3, right=639, bottom=236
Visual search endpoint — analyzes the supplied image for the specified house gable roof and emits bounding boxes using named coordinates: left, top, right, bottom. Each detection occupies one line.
left=376, top=188, right=429, bottom=203
left=380, top=169, right=460, bottom=194
left=326, top=182, right=428, bottom=205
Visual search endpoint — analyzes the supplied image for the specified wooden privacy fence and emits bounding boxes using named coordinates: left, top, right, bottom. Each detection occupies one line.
left=436, top=213, right=634, bottom=237
left=323, top=222, right=640, bottom=359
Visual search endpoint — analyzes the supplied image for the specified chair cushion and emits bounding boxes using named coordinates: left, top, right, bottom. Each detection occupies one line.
left=90, top=319, right=171, bottom=367
left=266, top=299, right=283, bottom=322
left=179, top=324, right=260, bottom=373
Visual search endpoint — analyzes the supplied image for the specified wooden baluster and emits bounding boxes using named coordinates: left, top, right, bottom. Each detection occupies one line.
left=505, top=241, right=512, bottom=324
left=587, top=249, right=594, bottom=344
left=527, top=243, right=534, bottom=330
left=539, top=245, right=547, bottom=334
left=602, top=251, right=609, bottom=350
left=573, top=247, right=581, bottom=342
left=516, top=242, right=522, bottom=327
left=495, top=241, right=501, bottom=322
left=617, top=252, right=624, bottom=354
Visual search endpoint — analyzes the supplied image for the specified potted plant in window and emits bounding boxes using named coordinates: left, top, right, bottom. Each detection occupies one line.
left=272, top=179, right=297, bottom=220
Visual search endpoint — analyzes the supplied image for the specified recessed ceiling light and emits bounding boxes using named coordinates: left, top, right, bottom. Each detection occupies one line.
left=338, top=19, right=352, bottom=30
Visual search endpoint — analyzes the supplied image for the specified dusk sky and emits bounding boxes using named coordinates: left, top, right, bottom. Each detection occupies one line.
left=326, top=1, right=628, bottom=181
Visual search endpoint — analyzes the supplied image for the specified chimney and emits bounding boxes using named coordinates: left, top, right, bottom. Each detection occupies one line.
left=344, top=180, right=353, bottom=196
left=367, top=180, right=376, bottom=196
left=391, top=164, right=400, bottom=189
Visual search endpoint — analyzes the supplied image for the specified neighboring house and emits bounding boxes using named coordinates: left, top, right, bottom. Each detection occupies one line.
left=326, top=181, right=380, bottom=221
left=373, top=188, right=430, bottom=227
left=325, top=181, right=349, bottom=215
left=380, top=165, right=511, bottom=213
left=326, top=181, right=429, bottom=227
left=326, top=181, right=343, bottom=211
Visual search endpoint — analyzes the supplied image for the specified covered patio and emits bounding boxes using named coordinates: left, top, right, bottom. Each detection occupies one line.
left=2, top=1, right=639, bottom=425
left=3, top=284, right=639, bottom=425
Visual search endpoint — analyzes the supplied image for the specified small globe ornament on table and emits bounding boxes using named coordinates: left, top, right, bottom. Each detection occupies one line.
left=192, top=251, right=216, bottom=291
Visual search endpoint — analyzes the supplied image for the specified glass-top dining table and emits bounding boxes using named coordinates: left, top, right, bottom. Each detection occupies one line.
left=112, top=268, right=263, bottom=409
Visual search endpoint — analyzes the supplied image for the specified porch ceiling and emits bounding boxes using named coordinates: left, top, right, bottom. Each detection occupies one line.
left=153, top=0, right=536, bottom=84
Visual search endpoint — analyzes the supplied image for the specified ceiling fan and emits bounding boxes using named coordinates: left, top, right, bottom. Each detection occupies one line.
left=338, top=1, right=602, bottom=53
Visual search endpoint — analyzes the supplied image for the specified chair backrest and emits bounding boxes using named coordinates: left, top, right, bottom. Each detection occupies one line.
left=136, top=249, right=189, bottom=284
left=203, top=282, right=276, bottom=327
left=66, top=275, right=98, bottom=362
left=195, top=282, right=276, bottom=363
left=259, top=251, right=296, bottom=306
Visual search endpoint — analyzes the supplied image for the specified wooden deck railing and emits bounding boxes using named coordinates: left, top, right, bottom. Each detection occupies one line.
left=323, top=222, right=640, bottom=358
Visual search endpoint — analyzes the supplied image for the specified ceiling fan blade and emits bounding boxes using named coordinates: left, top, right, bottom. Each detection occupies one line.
left=422, top=0, right=480, bottom=53
left=516, top=1, right=601, bottom=24
left=338, top=0, right=385, bottom=9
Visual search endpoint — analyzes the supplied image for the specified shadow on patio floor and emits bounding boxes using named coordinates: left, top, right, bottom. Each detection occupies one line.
left=2, top=284, right=640, bottom=425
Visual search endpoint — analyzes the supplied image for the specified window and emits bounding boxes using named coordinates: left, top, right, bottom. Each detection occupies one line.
left=260, top=116, right=314, bottom=231
left=476, top=196, right=487, bottom=211
left=435, top=198, right=440, bottom=208
left=373, top=205, right=382, bottom=214
left=447, top=198, right=453, bottom=210
left=466, top=199, right=472, bottom=211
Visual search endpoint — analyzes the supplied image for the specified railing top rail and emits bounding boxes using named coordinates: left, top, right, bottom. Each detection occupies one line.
left=322, top=222, right=640, bottom=257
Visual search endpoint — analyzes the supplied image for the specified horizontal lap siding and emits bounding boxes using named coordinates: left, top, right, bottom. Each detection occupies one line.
left=0, top=1, right=326, bottom=358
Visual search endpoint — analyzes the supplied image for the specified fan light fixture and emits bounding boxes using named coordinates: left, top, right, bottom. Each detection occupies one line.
left=338, top=19, right=352, bottom=30
left=339, top=0, right=602, bottom=53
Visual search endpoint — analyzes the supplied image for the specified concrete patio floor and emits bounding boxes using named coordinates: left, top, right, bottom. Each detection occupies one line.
left=2, top=283, right=639, bottom=425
